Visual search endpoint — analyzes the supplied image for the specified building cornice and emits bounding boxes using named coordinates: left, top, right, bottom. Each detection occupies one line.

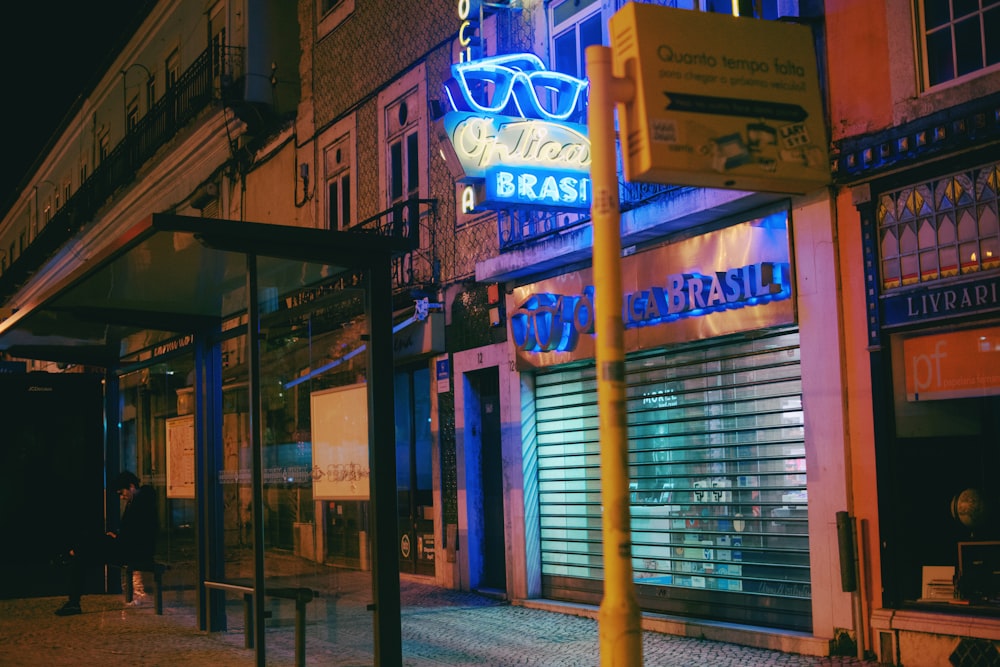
left=831, top=91, right=1000, bottom=186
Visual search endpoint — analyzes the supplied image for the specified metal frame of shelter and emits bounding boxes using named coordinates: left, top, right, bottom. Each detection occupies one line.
left=0, top=213, right=414, bottom=666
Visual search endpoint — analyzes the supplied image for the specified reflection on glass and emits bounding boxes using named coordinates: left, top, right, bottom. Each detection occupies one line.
left=118, top=357, right=198, bottom=614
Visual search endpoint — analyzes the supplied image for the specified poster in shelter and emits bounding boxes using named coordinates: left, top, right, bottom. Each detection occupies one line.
left=310, top=383, right=370, bottom=500
left=166, top=414, right=195, bottom=498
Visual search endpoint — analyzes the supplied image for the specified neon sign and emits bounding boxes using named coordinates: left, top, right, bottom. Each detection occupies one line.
left=443, top=113, right=590, bottom=177
left=445, top=53, right=588, bottom=123
left=486, top=167, right=590, bottom=210
left=511, top=261, right=791, bottom=352
left=441, top=46, right=591, bottom=212
left=457, top=0, right=480, bottom=62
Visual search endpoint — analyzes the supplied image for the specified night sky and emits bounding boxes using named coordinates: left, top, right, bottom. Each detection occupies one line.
left=1, top=2, right=148, bottom=209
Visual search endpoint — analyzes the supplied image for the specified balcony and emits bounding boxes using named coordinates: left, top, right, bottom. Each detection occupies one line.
left=0, top=45, right=245, bottom=302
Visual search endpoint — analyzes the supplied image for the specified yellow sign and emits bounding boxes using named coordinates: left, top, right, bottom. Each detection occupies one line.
left=903, top=326, right=1000, bottom=401
left=609, top=4, right=829, bottom=194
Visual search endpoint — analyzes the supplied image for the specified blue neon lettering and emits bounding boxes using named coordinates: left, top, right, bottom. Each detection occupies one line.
left=513, top=263, right=791, bottom=352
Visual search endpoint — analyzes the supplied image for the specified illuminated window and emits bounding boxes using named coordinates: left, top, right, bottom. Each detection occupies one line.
left=548, top=0, right=798, bottom=122
left=878, top=161, right=1000, bottom=290
left=917, top=0, right=1000, bottom=89
left=550, top=0, right=602, bottom=122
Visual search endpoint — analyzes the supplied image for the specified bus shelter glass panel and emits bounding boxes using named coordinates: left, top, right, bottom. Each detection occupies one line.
left=256, top=258, right=376, bottom=664
left=118, top=354, right=198, bottom=614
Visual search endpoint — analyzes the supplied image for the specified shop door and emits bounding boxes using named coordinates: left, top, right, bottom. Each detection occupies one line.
left=475, top=367, right=507, bottom=592
left=396, top=366, right=434, bottom=575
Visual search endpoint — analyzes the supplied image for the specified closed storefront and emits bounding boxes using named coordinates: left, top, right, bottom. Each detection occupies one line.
left=511, top=206, right=814, bottom=631
left=535, top=329, right=810, bottom=631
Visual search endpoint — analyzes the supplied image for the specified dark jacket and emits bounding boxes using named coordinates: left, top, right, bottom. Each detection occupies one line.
left=118, top=484, right=157, bottom=565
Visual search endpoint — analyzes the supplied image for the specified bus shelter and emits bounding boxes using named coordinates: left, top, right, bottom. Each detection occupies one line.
left=0, top=213, right=413, bottom=666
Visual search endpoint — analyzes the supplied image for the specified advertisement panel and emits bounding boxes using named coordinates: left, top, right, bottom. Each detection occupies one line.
left=610, top=3, right=829, bottom=194
left=903, top=326, right=1000, bottom=401
left=166, top=415, right=195, bottom=499
left=311, top=383, right=370, bottom=500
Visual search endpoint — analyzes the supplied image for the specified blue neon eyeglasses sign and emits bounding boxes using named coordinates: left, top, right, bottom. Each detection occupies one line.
left=445, top=53, right=588, bottom=123
left=440, top=50, right=592, bottom=212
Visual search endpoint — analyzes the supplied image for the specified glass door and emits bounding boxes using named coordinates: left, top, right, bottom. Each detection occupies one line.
left=395, top=365, right=434, bottom=575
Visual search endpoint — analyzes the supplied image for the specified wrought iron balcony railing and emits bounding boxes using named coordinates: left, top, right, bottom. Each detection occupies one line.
left=350, top=197, right=439, bottom=293
left=497, top=178, right=680, bottom=251
left=0, top=45, right=244, bottom=301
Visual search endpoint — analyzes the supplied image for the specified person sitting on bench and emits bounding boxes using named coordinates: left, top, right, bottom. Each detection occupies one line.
left=55, top=471, right=157, bottom=616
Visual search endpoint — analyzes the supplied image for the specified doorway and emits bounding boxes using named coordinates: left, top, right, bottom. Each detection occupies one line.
left=468, top=366, right=506, bottom=593
left=395, top=365, right=435, bottom=575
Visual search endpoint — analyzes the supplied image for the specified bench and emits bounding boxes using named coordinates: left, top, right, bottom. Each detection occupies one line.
left=203, top=579, right=316, bottom=667
left=123, top=562, right=170, bottom=615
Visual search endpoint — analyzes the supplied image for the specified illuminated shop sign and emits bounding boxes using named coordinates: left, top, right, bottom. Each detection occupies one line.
left=485, top=166, right=590, bottom=210
left=445, top=53, right=588, bottom=123
left=457, top=0, right=480, bottom=62
left=509, top=210, right=796, bottom=369
left=882, top=274, right=1000, bottom=327
left=511, top=261, right=788, bottom=352
left=903, top=325, right=1000, bottom=401
left=440, top=51, right=591, bottom=212
left=442, top=113, right=590, bottom=178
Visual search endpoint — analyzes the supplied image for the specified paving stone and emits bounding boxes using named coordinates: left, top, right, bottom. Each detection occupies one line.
left=0, top=578, right=880, bottom=667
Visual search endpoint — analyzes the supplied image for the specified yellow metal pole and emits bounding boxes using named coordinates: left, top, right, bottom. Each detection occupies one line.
left=586, top=44, right=642, bottom=667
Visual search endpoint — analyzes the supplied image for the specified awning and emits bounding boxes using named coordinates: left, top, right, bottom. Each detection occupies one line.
left=0, top=213, right=414, bottom=366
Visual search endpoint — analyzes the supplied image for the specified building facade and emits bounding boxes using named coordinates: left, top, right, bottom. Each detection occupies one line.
left=829, top=1, right=1000, bottom=665
left=7, top=0, right=995, bottom=664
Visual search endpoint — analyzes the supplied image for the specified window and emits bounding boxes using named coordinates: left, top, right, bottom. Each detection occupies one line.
left=878, top=161, right=1000, bottom=290
left=126, top=97, right=139, bottom=131
left=386, top=96, right=421, bottom=206
left=551, top=0, right=602, bottom=81
left=320, top=116, right=355, bottom=230
left=317, top=0, right=355, bottom=39
left=378, top=66, right=427, bottom=211
left=210, top=3, right=227, bottom=79
left=166, top=49, right=180, bottom=89
left=98, top=132, right=111, bottom=163
left=550, top=0, right=603, bottom=122
left=548, top=1, right=798, bottom=122
left=146, top=74, right=157, bottom=109
left=324, top=133, right=353, bottom=230
left=918, top=0, right=1000, bottom=88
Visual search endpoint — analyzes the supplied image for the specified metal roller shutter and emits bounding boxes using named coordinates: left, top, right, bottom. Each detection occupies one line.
left=535, top=328, right=811, bottom=631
